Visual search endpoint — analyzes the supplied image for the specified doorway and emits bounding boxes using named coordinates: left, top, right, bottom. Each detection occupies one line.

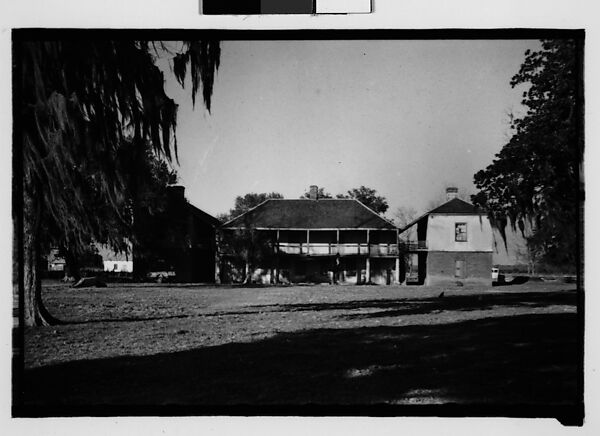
left=455, top=260, right=466, bottom=278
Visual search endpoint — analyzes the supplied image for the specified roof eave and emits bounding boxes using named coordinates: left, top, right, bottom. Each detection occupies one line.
left=221, top=198, right=273, bottom=228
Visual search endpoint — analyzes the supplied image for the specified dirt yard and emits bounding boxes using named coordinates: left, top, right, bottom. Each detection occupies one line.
left=18, top=281, right=581, bottom=412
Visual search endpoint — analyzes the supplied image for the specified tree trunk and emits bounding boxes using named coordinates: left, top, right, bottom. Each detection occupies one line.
left=23, top=189, right=60, bottom=327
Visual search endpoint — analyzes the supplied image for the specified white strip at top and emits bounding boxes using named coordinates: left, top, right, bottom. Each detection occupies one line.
left=316, top=0, right=372, bottom=14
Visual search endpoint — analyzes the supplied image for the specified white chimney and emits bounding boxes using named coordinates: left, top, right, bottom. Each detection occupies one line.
left=446, top=187, right=458, bottom=201
left=309, top=185, right=318, bottom=200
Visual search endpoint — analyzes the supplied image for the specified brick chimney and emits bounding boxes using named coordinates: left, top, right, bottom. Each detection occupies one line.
left=446, top=187, right=458, bottom=201
left=309, top=185, right=318, bottom=200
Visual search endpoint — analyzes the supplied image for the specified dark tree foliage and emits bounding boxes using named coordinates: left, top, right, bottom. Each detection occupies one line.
left=337, top=185, right=389, bottom=215
left=132, top=148, right=178, bottom=220
left=125, top=145, right=180, bottom=278
left=18, top=39, right=220, bottom=325
left=173, top=41, right=221, bottom=112
left=221, top=192, right=284, bottom=222
left=217, top=192, right=284, bottom=284
left=472, top=39, right=581, bottom=268
left=219, top=226, right=277, bottom=284
left=58, top=141, right=178, bottom=280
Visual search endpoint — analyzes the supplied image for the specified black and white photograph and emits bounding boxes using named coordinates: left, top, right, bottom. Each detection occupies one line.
left=10, top=28, right=584, bottom=421
left=3, top=1, right=595, bottom=433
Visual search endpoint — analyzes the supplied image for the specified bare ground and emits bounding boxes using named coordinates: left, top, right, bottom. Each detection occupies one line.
left=18, top=281, right=581, bottom=410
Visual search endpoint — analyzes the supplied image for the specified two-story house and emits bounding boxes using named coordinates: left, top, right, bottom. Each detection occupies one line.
left=399, top=188, right=493, bottom=285
left=219, top=185, right=400, bottom=285
left=135, top=185, right=220, bottom=282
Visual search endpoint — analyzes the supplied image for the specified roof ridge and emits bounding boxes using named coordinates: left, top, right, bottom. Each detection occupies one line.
left=429, top=197, right=482, bottom=214
left=352, top=198, right=397, bottom=228
left=280, top=198, right=356, bottom=201
left=187, top=202, right=220, bottom=226
left=221, top=198, right=274, bottom=227
left=398, top=198, right=484, bottom=233
left=222, top=196, right=396, bottom=229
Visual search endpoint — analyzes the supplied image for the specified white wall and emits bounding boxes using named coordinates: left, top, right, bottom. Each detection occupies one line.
left=103, top=260, right=133, bottom=273
left=426, top=214, right=493, bottom=252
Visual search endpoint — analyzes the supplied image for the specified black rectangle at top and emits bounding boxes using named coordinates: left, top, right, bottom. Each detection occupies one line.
left=202, top=0, right=315, bottom=15
left=260, top=0, right=314, bottom=14
left=202, top=0, right=262, bottom=15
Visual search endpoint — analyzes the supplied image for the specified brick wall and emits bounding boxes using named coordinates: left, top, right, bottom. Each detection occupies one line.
left=426, top=251, right=492, bottom=285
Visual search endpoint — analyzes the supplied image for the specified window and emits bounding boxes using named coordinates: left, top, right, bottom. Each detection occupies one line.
left=455, top=223, right=467, bottom=242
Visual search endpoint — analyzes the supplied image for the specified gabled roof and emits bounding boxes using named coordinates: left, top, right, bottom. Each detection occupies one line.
left=222, top=199, right=396, bottom=230
left=399, top=198, right=485, bottom=233
left=428, top=198, right=484, bottom=215
left=188, top=203, right=221, bottom=227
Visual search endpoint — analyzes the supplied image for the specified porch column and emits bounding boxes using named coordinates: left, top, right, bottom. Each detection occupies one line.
left=336, top=229, right=344, bottom=282
left=306, top=229, right=310, bottom=255
left=365, top=229, right=371, bottom=283
left=214, top=229, right=221, bottom=284
left=395, top=228, right=400, bottom=284
left=244, top=261, right=250, bottom=284
left=274, top=229, right=280, bottom=284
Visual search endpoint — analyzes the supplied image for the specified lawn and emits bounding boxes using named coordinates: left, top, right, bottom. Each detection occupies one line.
left=17, top=281, right=581, bottom=416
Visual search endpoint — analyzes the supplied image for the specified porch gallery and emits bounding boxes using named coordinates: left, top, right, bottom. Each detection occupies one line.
left=219, top=186, right=400, bottom=285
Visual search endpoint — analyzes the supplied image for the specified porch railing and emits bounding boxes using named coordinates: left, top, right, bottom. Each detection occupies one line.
left=399, top=241, right=428, bottom=251
left=277, top=243, right=398, bottom=256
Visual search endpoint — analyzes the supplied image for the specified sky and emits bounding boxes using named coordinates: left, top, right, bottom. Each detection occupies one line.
left=159, top=39, right=540, bottom=220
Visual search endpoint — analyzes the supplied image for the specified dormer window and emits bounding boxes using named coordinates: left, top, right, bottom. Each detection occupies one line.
left=455, top=223, right=467, bottom=242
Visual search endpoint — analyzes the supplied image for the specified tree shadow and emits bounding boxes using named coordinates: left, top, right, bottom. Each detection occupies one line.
left=19, top=312, right=580, bottom=416
left=52, top=289, right=577, bottom=325
left=342, top=290, right=577, bottom=320
left=203, top=289, right=577, bottom=319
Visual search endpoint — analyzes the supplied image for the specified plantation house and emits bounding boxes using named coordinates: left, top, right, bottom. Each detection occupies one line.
left=137, top=185, right=219, bottom=282
left=219, top=185, right=400, bottom=285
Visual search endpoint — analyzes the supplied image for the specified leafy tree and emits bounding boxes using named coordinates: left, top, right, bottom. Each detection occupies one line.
left=472, top=39, right=580, bottom=269
left=300, top=187, right=332, bottom=199
left=218, top=227, right=276, bottom=284
left=222, top=192, right=284, bottom=222
left=337, top=186, right=389, bottom=215
left=217, top=192, right=283, bottom=283
left=58, top=141, right=179, bottom=281
left=215, top=213, right=232, bottom=224
left=16, top=39, right=220, bottom=326
left=126, top=146, right=180, bottom=278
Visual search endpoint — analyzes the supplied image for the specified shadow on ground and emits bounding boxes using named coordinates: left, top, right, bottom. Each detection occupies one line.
left=20, top=312, right=580, bottom=411
left=54, top=289, right=578, bottom=325
left=340, top=290, right=577, bottom=320
left=208, top=289, right=578, bottom=321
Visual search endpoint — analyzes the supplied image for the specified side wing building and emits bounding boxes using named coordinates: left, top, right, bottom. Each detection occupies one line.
left=399, top=188, right=493, bottom=285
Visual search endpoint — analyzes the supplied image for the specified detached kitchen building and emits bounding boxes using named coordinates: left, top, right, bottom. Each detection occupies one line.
left=399, top=188, right=493, bottom=285
left=135, top=185, right=220, bottom=282
left=219, top=186, right=400, bottom=285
